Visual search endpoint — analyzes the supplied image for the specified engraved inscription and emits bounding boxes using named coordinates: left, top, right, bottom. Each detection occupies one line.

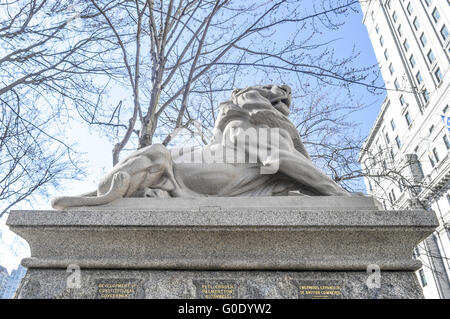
left=95, top=279, right=142, bottom=299
left=295, top=280, right=343, bottom=299
left=193, top=280, right=238, bottom=299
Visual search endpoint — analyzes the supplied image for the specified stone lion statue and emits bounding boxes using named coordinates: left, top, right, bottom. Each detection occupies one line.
left=52, top=84, right=350, bottom=209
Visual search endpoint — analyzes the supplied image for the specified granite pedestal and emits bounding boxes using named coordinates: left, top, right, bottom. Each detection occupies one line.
left=6, top=196, right=438, bottom=299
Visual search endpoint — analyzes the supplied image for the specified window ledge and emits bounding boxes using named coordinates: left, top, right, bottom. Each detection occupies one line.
left=444, top=38, right=450, bottom=49
left=430, top=61, right=438, bottom=72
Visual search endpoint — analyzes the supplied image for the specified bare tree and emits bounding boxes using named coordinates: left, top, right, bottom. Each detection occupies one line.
left=0, top=0, right=107, bottom=215
left=60, top=0, right=381, bottom=166
left=0, top=0, right=383, bottom=215
left=288, top=93, right=368, bottom=191
left=0, top=98, right=82, bottom=217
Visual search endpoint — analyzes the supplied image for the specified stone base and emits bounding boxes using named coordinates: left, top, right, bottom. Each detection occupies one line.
left=16, top=269, right=423, bottom=299
left=7, top=196, right=438, bottom=299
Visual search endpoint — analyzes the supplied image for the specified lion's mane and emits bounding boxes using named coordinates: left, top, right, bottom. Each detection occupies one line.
left=213, top=88, right=311, bottom=160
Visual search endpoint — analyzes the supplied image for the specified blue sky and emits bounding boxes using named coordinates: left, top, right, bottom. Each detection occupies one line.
left=315, top=3, right=385, bottom=137
left=0, top=2, right=384, bottom=273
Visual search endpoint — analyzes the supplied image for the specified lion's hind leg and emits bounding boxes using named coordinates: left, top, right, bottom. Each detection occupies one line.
left=51, top=172, right=131, bottom=209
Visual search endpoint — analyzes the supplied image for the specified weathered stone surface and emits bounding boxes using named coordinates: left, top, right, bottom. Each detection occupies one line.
left=7, top=196, right=438, bottom=299
left=67, top=195, right=384, bottom=211
left=8, top=197, right=436, bottom=271
left=15, top=269, right=423, bottom=299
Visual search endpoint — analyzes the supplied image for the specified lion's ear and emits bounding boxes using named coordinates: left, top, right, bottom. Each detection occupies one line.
left=231, top=88, right=241, bottom=105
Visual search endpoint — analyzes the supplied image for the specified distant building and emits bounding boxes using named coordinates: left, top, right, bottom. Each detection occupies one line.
left=358, top=0, right=450, bottom=298
left=0, top=265, right=26, bottom=299
left=0, top=265, right=9, bottom=298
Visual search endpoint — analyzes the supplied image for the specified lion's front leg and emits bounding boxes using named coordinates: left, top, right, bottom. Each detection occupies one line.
left=276, top=150, right=350, bottom=196
left=51, top=172, right=131, bottom=209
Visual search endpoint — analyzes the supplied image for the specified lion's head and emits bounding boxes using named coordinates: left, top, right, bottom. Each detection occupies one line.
left=214, top=85, right=293, bottom=132
left=212, top=84, right=310, bottom=160
left=231, top=84, right=292, bottom=116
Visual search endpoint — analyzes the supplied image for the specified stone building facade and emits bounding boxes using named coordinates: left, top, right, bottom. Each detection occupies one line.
left=358, top=0, right=450, bottom=298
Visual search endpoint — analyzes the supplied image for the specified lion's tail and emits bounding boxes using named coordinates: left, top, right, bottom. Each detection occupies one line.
left=51, top=172, right=131, bottom=209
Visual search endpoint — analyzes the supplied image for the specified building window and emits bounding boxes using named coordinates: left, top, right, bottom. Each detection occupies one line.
left=399, top=95, right=406, bottom=106
left=395, top=136, right=401, bottom=148
left=427, top=50, right=435, bottom=64
left=405, top=112, right=412, bottom=126
left=435, top=68, right=443, bottom=83
left=397, top=25, right=402, bottom=37
left=447, top=193, right=450, bottom=205
left=385, top=133, right=391, bottom=144
left=429, top=154, right=435, bottom=167
left=379, top=35, right=384, bottom=46
left=390, top=148, right=395, bottom=160
left=429, top=125, right=434, bottom=134
left=444, top=105, right=449, bottom=114
left=432, top=8, right=440, bottom=23
left=417, top=158, right=425, bottom=176
left=407, top=3, right=413, bottom=15
left=420, top=33, right=427, bottom=47
left=394, top=79, right=400, bottom=90
left=441, top=25, right=449, bottom=41
left=389, top=63, right=394, bottom=75
left=419, top=269, right=427, bottom=287
left=391, top=189, right=396, bottom=202
left=443, top=135, right=450, bottom=150
left=409, top=55, right=416, bottom=68
left=384, top=49, right=389, bottom=60
left=433, top=147, right=439, bottom=163
left=392, top=11, right=398, bottom=23
left=416, top=71, right=423, bottom=84
left=390, top=119, right=396, bottom=131
left=413, top=17, right=420, bottom=30
left=424, top=0, right=432, bottom=7
left=423, top=88, right=430, bottom=103
left=375, top=24, right=380, bottom=33
left=403, top=39, right=410, bottom=52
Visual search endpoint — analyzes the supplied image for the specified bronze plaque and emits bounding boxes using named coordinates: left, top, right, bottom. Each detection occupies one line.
left=95, top=278, right=143, bottom=299
left=295, top=280, right=344, bottom=299
left=193, top=279, right=238, bottom=299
